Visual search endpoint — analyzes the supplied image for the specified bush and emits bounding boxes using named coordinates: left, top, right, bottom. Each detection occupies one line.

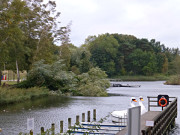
left=16, top=61, right=110, bottom=97
left=16, top=60, right=76, bottom=93
left=75, top=67, right=110, bottom=96
left=164, top=75, right=180, bottom=85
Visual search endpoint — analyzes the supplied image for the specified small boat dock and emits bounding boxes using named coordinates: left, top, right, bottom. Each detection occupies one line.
left=111, top=83, right=141, bottom=87
left=109, top=79, right=141, bottom=87
left=25, top=96, right=177, bottom=135
left=117, top=96, right=177, bottom=135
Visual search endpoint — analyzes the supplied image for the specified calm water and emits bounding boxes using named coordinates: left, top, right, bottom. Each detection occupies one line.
left=0, top=81, right=179, bottom=135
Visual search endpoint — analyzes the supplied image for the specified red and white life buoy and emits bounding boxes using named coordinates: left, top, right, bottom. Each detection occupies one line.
left=159, top=97, right=168, bottom=107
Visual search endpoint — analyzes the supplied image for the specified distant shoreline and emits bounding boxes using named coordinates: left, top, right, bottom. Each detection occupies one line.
left=109, top=75, right=169, bottom=81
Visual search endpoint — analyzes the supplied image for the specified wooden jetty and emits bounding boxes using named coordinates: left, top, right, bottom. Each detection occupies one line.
left=109, top=79, right=141, bottom=87
left=111, top=83, right=141, bottom=87
left=117, top=96, right=177, bottom=135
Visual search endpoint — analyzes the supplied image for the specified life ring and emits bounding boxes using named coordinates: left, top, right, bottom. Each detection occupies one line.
left=159, top=97, right=167, bottom=107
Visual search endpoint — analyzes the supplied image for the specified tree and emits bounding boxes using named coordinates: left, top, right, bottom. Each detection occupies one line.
left=0, top=0, right=69, bottom=75
left=162, top=57, right=168, bottom=73
left=128, top=49, right=157, bottom=75
left=70, top=47, right=92, bottom=74
left=58, top=22, right=72, bottom=70
left=171, top=55, right=180, bottom=75
left=135, top=38, right=153, bottom=52
left=87, top=33, right=119, bottom=76
left=0, top=0, right=30, bottom=83
left=24, top=0, right=62, bottom=66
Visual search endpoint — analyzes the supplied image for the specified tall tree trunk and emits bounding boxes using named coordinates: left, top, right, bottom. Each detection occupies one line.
left=16, top=60, right=20, bottom=83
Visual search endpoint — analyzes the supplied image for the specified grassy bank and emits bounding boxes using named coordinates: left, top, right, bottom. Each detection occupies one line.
left=164, top=75, right=180, bottom=85
left=0, top=87, right=49, bottom=105
left=110, top=75, right=169, bottom=81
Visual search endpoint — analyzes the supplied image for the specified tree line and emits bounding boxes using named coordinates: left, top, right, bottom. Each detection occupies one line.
left=0, top=0, right=180, bottom=89
left=83, top=33, right=180, bottom=77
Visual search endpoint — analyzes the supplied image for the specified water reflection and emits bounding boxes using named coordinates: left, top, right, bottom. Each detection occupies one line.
left=0, top=96, right=72, bottom=113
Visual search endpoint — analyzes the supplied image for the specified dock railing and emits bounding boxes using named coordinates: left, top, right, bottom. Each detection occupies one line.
left=142, top=96, right=177, bottom=135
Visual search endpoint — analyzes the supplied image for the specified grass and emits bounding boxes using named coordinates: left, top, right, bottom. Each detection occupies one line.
left=1, top=81, right=17, bottom=85
left=0, top=87, right=49, bottom=105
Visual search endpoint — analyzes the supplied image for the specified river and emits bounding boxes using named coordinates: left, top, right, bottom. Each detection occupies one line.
left=0, top=81, right=179, bottom=135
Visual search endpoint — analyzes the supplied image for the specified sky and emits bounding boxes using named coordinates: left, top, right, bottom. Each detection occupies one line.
left=56, top=0, right=180, bottom=48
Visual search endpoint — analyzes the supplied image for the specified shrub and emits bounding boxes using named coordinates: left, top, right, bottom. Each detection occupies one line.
left=76, top=67, right=110, bottom=96
left=16, top=60, right=76, bottom=93
left=164, top=75, right=180, bottom=85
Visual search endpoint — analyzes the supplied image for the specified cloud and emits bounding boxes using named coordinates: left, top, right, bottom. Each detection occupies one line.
left=56, top=0, right=180, bottom=48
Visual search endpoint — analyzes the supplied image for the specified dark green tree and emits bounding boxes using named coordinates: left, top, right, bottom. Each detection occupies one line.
left=87, top=33, right=119, bottom=76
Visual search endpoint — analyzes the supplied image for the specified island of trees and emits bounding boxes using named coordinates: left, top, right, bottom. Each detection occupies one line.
left=0, top=0, right=180, bottom=105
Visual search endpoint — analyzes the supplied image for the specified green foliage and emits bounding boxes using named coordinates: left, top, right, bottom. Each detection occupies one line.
left=127, top=49, right=157, bottom=75
left=0, top=0, right=67, bottom=73
left=0, top=0, right=179, bottom=85
left=165, top=55, right=180, bottom=84
left=16, top=61, right=110, bottom=96
left=17, top=60, right=76, bottom=93
left=84, top=33, right=178, bottom=77
left=171, top=55, right=180, bottom=74
left=76, top=67, right=110, bottom=96
left=87, top=33, right=119, bottom=76
left=70, top=47, right=92, bottom=74
left=59, top=44, right=71, bottom=70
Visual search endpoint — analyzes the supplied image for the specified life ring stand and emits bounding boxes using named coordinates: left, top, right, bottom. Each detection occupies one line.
left=159, top=97, right=168, bottom=107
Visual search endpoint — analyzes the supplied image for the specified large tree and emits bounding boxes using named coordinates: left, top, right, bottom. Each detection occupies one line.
left=87, top=33, right=119, bottom=76
left=0, top=0, right=68, bottom=84
left=0, top=0, right=29, bottom=83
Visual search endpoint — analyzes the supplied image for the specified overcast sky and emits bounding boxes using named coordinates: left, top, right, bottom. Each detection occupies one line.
left=56, top=0, right=180, bottom=48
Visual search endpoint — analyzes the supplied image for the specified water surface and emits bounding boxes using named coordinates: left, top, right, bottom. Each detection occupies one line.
left=0, top=81, right=179, bottom=135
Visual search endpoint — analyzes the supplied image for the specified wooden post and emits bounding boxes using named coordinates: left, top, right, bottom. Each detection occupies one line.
left=93, top=109, right=96, bottom=121
left=60, top=120, right=63, bottom=133
left=8, top=70, right=9, bottom=81
left=68, top=118, right=71, bottom=129
left=148, top=97, right=150, bottom=111
left=76, top=115, right=80, bottom=125
left=30, top=130, right=33, bottom=135
left=41, top=127, right=44, bottom=134
left=51, top=123, right=55, bottom=135
left=88, top=111, right=90, bottom=122
left=82, top=113, right=85, bottom=122
left=172, top=119, right=175, bottom=128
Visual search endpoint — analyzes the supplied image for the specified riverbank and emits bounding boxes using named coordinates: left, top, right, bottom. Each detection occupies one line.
left=0, top=86, right=49, bottom=105
left=110, top=74, right=169, bottom=81
left=0, top=74, right=178, bottom=106
left=164, top=75, right=180, bottom=85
